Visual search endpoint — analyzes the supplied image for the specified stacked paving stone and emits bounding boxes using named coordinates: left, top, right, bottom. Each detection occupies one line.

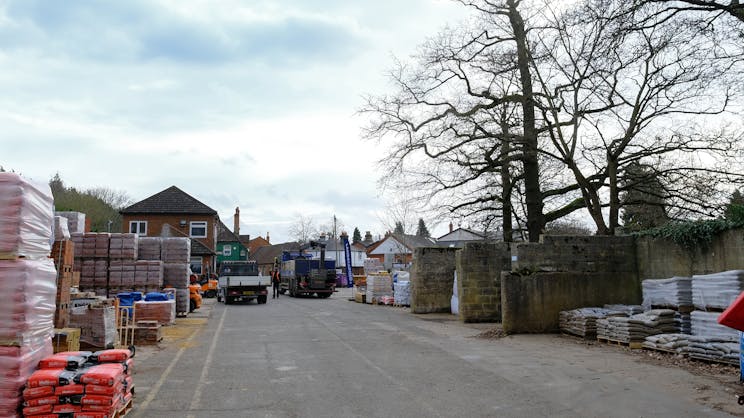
left=596, top=309, right=678, bottom=343
left=137, top=237, right=162, bottom=260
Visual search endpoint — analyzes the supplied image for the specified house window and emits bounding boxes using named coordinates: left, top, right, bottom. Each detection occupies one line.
left=223, top=245, right=232, bottom=257
left=129, top=221, right=147, bottom=235
left=190, top=221, right=207, bottom=238
left=190, top=257, right=203, bottom=275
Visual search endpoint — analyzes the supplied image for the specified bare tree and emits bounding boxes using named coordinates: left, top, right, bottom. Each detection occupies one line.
left=287, top=214, right=316, bottom=243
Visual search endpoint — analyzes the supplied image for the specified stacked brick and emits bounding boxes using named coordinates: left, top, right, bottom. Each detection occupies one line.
left=109, top=260, right=163, bottom=294
left=22, top=348, right=134, bottom=417
left=69, top=303, right=117, bottom=349
left=160, top=238, right=191, bottom=315
left=51, top=240, right=74, bottom=328
left=0, top=173, right=57, bottom=417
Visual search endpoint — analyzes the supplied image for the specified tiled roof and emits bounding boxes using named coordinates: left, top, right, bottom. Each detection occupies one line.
left=250, top=242, right=301, bottom=265
left=217, top=220, right=240, bottom=242
left=191, top=238, right=216, bottom=256
left=120, top=186, right=217, bottom=215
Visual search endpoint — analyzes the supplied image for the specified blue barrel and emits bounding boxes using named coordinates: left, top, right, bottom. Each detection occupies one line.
left=740, top=332, right=744, bottom=383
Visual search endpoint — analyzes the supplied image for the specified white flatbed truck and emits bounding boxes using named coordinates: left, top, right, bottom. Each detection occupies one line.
left=217, top=261, right=271, bottom=304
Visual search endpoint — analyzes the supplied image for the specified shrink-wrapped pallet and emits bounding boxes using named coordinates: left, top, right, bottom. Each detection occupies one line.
left=163, top=263, right=189, bottom=288
left=69, top=305, right=117, bottom=349
left=161, top=237, right=190, bottom=263
left=0, top=172, right=54, bottom=259
left=137, top=237, right=161, bottom=260
left=0, top=259, right=57, bottom=345
left=642, top=276, right=693, bottom=308
left=692, top=270, right=744, bottom=311
left=176, top=288, right=189, bottom=314
left=109, top=233, right=138, bottom=260
left=0, top=340, right=53, bottom=416
left=366, top=272, right=393, bottom=304
left=134, top=300, right=175, bottom=325
left=53, top=216, right=70, bottom=241
left=55, top=211, right=86, bottom=234
left=394, top=281, right=411, bottom=306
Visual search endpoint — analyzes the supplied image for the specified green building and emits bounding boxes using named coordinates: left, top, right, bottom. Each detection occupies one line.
left=216, top=220, right=248, bottom=266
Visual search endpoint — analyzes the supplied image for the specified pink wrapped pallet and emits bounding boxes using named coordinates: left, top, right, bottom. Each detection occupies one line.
left=0, top=172, right=54, bottom=259
left=161, top=237, right=190, bottom=264
left=55, top=211, right=86, bottom=234
left=0, top=259, right=57, bottom=345
left=137, top=237, right=161, bottom=260
left=0, top=340, right=52, bottom=417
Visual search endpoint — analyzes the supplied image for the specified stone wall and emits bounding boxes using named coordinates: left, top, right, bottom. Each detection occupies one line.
left=410, top=247, right=458, bottom=314
left=502, top=235, right=640, bottom=333
left=456, top=242, right=511, bottom=323
left=636, top=229, right=744, bottom=280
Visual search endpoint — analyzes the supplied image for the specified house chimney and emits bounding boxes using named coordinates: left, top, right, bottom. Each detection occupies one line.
left=449, top=222, right=453, bottom=232
left=233, top=207, right=240, bottom=235
left=266, top=231, right=270, bottom=244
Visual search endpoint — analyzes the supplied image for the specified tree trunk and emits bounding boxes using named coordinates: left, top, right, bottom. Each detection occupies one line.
left=508, top=0, right=544, bottom=242
left=500, top=138, right=513, bottom=243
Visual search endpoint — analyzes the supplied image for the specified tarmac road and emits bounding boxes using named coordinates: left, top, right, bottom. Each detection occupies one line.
left=130, top=289, right=739, bottom=418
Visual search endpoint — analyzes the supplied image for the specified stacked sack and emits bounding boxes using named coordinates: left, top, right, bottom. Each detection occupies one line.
left=0, top=173, right=56, bottom=417
left=22, top=348, right=134, bottom=417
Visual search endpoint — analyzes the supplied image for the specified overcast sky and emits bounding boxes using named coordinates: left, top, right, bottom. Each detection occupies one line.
left=0, top=0, right=469, bottom=243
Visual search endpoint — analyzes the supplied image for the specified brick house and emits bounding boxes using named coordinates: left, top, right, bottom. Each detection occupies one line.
left=366, top=233, right=437, bottom=270
left=120, top=185, right=218, bottom=276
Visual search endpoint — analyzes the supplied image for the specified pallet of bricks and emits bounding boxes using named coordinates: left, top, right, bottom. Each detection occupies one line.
left=366, top=272, right=393, bottom=305
left=0, top=173, right=58, bottom=416
left=22, top=348, right=134, bottom=417
left=51, top=219, right=75, bottom=330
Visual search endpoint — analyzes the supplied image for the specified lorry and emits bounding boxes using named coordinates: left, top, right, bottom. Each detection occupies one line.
left=216, top=261, right=271, bottom=304
left=280, top=241, right=336, bottom=298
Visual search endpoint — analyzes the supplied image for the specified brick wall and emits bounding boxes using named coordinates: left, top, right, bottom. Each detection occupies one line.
left=121, top=214, right=216, bottom=250
left=410, top=247, right=458, bottom=314
left=456, top=242, right=511, bottom=323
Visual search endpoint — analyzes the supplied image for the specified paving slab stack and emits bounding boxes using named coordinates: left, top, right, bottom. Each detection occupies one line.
left=0, top=173, right=57, bottom=417
left=559, top=307, right=615, bottom=338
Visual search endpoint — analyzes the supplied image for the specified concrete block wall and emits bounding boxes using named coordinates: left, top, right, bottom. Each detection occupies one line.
left=410, top=247, right=458, bottom=314
left=501, top=270, right=641, bottom=333
left=456, top=242, right=511, bottom=323
left=502, top=235, right=640, bottom=334
left=636, top=229, right=744, bottom=280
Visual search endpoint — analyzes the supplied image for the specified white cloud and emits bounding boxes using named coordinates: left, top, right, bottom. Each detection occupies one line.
left=0, top=0, right=469, bottom=242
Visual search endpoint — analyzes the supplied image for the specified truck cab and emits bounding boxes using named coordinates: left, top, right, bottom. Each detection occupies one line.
left=217, top=261, right=271, bottom=304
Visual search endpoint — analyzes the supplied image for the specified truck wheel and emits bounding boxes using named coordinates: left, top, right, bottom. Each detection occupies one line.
left=189, top=299, right=196, bottom=312
left=279, top=289, right=286, bottom=295
left=224, top=295, right=232, bottom=305
left=205, top=290, right=216, bottom=298
left=258, top=295, right=267, bottom=304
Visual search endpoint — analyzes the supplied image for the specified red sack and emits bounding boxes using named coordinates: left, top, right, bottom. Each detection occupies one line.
left=27, top=369, right=76, bottom=387
left=55, top=384, right=86, bottom=396
left=53, top=403, right=82, bottom=413
left=85, top=382, right=123, bottom=396
left=22, top=403, right=54, bottom=416
left=718, top=291, right=744, bottom=331
left=91, top=349, right=132, bottom=363
left=80, top=394, right=116, bottom=406
left=75, top=364, right=124, bottom=386
left=75, top=412, right=114, bottom=418
left=23, top=385, right=54, bottom=400
left=39, top=353, right=89, bottom=370
left=23, top=395, right=59, bottom=407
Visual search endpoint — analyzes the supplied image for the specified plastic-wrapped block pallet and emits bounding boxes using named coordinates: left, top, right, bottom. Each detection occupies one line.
left=176, top=288, right=189, bottom=314
left=69, top=304, right=117, bottom=349
left=394, top=281, right=411, bottom=306
left=163, top=263, right=189, bottom=288
left=0, top=259, right=58, bottom=346
left=137, top=237, right=162, bottom=260
left=0, top=172, right=54, bottom=258
left=53, top=215, right=71, bottom=241
left=366, top=272, right=393, bottom=304
left=109, top=233, right=138, bottom=260
left=54, top=211, right=86, bottom=234
left=161, top=237, right=190, bottom=264
left=134, top=300, right=175, bottom=325
left=641, top=276, right=692, bottom=308
left=692, top=270, right=744, bottom=311
left=0, top=340, right=53, bottom=416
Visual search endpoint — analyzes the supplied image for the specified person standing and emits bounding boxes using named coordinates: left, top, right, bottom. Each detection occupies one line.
left=272, top=269, right=281, bottom=299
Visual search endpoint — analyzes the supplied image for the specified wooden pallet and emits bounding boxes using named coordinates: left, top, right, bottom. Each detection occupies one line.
left=597, top=337, right=643, bottom=349
left=114, top=397, right=133, bottom=417
left=688, top=354, right=739, bottom=367
left=561, top=332, right=596, bottom=341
